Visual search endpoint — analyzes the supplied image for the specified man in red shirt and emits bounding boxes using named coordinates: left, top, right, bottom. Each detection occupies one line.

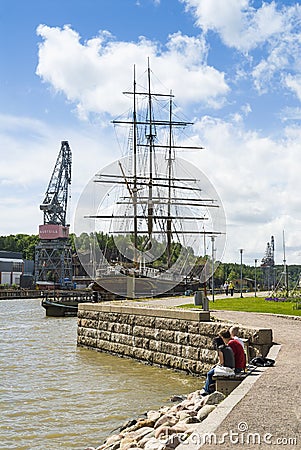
left=220, top=329, right=246, bottom=373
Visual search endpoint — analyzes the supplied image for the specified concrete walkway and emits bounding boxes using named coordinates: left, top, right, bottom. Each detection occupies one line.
left=124, top=293, right=300, bottom=449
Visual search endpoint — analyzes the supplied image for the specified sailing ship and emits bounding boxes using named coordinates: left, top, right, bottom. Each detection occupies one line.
left=74, top=63, right=225, bottom=299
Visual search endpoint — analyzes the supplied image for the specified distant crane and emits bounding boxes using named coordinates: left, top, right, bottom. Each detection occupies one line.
left=261, top=235, right=275, bottom=290
left=34, top=141, right=73, bottom=289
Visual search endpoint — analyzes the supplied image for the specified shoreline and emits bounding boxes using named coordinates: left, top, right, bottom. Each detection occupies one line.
left=84, top=344, right=281, bottom=450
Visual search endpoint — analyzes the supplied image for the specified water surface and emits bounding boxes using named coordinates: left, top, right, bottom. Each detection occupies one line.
left=0, top=298, right=202, bottom=449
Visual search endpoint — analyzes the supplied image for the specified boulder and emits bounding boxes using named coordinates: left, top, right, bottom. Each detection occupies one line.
left=181, top=416, right=200, bottom=425
left=120, top=419, right=137, bottom=432
left=161, top=434, right=185, bottom=450
left=105, top=435, right=123, bottom=446
left=154, top=426, right=178, bottom=440
left=170, top=423, right=190, bottom=433
left=169, top=395, right=187, bottom=402
left=154, top=414, right=178, bottom=429
left=144, top=437, right=165, bottom=450
left=196, top=405, right=216, bottom=421
left=138, top=432, right=156, bottom=448
left=147, top=411, right=161, bottom=422
left=120, top=438, right=138, bottom=450
left=192, top=400, right=205, bottom=411
left=177, top=411, right=197, bottom=421
left=204, top=391, right=225, bottom=406
left=124, top=418, right=157, bottom=433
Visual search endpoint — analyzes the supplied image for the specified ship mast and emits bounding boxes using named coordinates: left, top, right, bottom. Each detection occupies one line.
left=133, top=65, right=138, bottom=266
left=167, top=91, right=173, bottom=268
left=93, top=63, right=222, bottom=268
left=147, top=62, right=154, bottom=242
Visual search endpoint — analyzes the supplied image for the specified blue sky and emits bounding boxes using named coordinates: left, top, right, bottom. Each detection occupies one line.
left=1, top=0, right=301, bottom=265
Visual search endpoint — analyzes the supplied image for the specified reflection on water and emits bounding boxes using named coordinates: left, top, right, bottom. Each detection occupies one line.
left=0, top=299, right=202, bottom=449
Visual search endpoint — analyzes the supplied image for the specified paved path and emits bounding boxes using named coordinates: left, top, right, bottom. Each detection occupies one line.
left=124, top=294, right=301, bottom=449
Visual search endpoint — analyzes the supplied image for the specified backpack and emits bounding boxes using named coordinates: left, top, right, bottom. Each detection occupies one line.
left=250, top=356, right=275, bottom=367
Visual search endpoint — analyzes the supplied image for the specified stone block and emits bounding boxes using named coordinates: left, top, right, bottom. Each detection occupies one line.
left=152, top=352, right=171, bottom=366
left=181, top=345, right=199, bottom=361
left=155, top=317, right=180, bottom=331
left=97, top=330, right=111, bottom=341
left=160, top=341, right=182, bottom=357
left=183, top=358, right=200, bottom=374
left=187, top=322, right=201, bottom=334
left=132, top=347, right=153, bottom=362
left=110, top=333, right=133, bottom=346
left=195, top=360, right=212, bottom=375
left=80, top=336, right=98, bottom=348
left=188, top=334, right=210, bottom=348
left=84, top=310, right=100, bottom=320
left=251, top=329, right=273, bottom=345
left=133, top=336, right=150, bottom=349
left=98, top=320, right=109, bottom=331
left=81, top=327, right=97, bottom=339
left=120, top=323, right=133, bottom=335
left=199, top=348, right=217, bottom=364
left=174, top=331, right=189, bottom=345
left=149, top=339, right=162, bottom=352
left=96, top=339, right=113, bottom=352
left=169, top=355, right=184, bottom=371
left=133, top=325, right=154, bottom=339
left=77, top=326, right=84, bottom=336
left=160, top=329, right=175, bottom=343
left=107, top=322, right=117, bottom=332
left=134, top=315, right=155, bottom=327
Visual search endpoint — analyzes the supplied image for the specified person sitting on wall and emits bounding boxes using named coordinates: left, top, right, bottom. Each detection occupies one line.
left=201, top=333, right=235, bottom=396
left=225, top=328, right=246, bottom=373
left=230, top=325, right=244, bottom=348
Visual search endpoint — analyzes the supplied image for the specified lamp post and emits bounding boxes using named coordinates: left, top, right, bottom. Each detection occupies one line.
left=240, top=249, right=243, bottom=298
left=254, top=258, right=258, bottom=297
left=211, top=236, right=215, bottom=302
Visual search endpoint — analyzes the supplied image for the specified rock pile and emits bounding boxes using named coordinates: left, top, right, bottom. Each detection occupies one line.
left=85, top=390, right=225, bottom=450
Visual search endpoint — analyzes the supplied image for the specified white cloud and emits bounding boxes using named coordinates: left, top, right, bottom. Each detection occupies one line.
left=181, top=1, right=301, bottom=101
left=186, top=116, right=301, bottom=264
left=0, top=113, right=118, bottom=235
left=252, top=26, right=301, bottom=94
left=285, top=74, right=301, bottom=101
left=181, top=0, right=284, bottom=51
left=36, top=25, right=229, bottom=119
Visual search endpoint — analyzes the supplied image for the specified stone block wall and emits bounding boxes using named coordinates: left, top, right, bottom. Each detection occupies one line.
left=77, top=304, right=273, bottom=375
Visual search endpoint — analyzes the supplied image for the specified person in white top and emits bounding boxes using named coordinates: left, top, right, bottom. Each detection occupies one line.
left=230, top=326, right=244, bottom=348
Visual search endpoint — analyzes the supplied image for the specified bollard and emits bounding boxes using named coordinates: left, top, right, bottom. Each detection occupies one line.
left=203, top=295, right=209, bottom=311
left=194, top=290, right=203, bottom=306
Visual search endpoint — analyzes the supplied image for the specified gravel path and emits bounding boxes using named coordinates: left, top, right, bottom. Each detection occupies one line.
left=124, top=294, right=301, bottom=449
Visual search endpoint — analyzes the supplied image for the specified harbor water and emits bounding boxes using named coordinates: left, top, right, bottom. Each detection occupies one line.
left=1, top=298, right=202, bottom=450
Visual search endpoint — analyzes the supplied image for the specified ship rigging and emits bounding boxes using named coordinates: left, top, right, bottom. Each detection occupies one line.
left=74, top=63, right=226, bottom=298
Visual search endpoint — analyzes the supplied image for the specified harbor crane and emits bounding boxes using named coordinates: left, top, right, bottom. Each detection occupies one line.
left=34, top=141, right=73, bottom=288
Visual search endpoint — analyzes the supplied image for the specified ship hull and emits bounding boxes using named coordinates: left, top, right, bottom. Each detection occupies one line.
left=92, top=275, right=199, bottom=299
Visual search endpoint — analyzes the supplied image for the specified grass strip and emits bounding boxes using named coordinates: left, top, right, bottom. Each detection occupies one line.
left=179, top=296, right=301, bottom=316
